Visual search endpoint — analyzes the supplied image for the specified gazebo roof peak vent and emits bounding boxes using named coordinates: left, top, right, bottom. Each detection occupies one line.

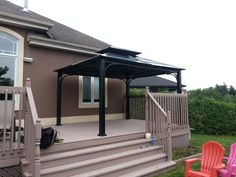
left=97, top=46, right=141, bottom=57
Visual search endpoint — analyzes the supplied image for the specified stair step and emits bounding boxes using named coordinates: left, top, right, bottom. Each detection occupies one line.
left=41, top=138, right=150, bottom=162
left=71, top=153, right=167, bottom=177
left=41, top=138, right=152, bottom=168
left=40, top=146, right=161, bottom=176
left=119, top=161, right=176, bottom=177
left=41, top=132, right=145, bottom=155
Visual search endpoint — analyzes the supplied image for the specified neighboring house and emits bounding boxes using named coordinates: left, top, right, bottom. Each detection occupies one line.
left=130, top=76, right=186, bottom=91
left=0, top=1, right=189, bottom=177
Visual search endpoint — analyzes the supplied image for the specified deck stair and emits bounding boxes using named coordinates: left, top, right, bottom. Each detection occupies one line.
left=33, top=132, right=175, bottom=177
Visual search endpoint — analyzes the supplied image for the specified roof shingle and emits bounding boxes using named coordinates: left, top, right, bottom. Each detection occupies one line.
left=0, top=0, right=110, bottom=49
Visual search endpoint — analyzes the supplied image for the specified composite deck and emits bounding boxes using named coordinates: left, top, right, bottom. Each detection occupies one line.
left=50, top=119, right=145, bottom=143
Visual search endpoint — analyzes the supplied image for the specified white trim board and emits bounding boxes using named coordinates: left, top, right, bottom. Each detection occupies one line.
left=28, top=35, right=100, bottom=55
left=0, top=11, right=53, bottom=31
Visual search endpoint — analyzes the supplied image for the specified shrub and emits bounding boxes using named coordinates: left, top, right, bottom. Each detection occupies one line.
left=189, top=97, right=236, bottom=135
left=130, top=88, right=145, bottom=97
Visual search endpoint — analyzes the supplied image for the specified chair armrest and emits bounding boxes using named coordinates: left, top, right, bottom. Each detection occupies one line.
left=226, top=163, right=236, bottom=175
left=231, top=164, right=236, bottom=167
left=212, top=163, right=225, bottom=177
left=185, top=158, right=201, bottom=172
left=185, top=158, right=201, bottom=164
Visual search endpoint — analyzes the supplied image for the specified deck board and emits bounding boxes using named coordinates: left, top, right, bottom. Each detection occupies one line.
left=48, top=119, right=145, bottom=143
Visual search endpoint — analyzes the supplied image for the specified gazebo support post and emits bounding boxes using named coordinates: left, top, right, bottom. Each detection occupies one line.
left=56, top=72, right=62, bottom=126
left=177, top=71, right=182, bottom=93
left=98, top=59, right=107, bottom=136
left=126, top=79, right=130, bottom=119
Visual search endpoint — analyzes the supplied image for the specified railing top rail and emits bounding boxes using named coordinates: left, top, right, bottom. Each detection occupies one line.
left=151, top=92, right=188, bottom=97
left=147, top=92, right=167, bottom=117
left=26, top=87, right=40, bottom=125
left=0, top=86, right=26, bottom=93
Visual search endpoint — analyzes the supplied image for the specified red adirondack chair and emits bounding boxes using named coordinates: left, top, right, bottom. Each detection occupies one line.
left=218, top=143, right=236, bottom=177
left=185, top=141, right=225, bottom=177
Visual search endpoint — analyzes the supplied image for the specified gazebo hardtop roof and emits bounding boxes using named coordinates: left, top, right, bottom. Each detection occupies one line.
left=55, top=47, right=184, bottom=80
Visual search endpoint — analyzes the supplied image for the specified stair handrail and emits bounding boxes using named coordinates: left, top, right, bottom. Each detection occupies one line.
left=145, top=87, right=172, bottom=162
left=147, top=92, right=167, bottom=117
left=24, top=78, right=41, bottom=177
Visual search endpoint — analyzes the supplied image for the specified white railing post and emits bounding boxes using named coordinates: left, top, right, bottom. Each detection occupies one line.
left=24, top=78, right=41, bottom=176
left=25, top=78, right=31, bottom=88
left=35, top=119, right=41, bottom=177
left=145, top=87, right=149, bottom=132
left=25, top=78, right=31, bottom=162
left=167, top=111, right=172, bottom=161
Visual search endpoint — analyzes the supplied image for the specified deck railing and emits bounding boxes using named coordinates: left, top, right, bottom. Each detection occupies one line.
left=0, top=78, right=41, bottom=177
left=130, top=91, right=189, bottom=132
left=145, top=88, right=172, bottom=161
left=151, top=92, right=189, bottom=131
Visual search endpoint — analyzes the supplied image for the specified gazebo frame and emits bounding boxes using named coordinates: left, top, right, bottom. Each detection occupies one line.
left=55, top=47, right=184, bottom=136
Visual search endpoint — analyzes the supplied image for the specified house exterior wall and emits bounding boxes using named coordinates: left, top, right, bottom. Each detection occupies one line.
left=0, top=25, right=126, bottom=123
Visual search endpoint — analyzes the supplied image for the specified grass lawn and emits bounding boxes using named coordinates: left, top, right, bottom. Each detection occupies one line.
left=158, top=133, right=236, bottom=177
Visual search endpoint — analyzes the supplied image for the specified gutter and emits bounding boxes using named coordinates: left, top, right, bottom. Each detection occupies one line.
left=27, top=35, right=100, bottom=56
left=0, top=11, right=54, bottom=31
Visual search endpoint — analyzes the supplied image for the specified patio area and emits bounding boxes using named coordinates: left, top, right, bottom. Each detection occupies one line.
left=51, top=119, right=145, bottom=143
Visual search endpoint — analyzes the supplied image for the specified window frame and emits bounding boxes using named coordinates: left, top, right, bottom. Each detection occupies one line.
left=78, top=76, right=108, bottom=108
left=0, top=26, right=24, bottom=110
left=0, top=26, right=24, bottom=88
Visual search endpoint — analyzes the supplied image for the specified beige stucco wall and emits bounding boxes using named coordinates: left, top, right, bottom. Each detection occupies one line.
left=0, top=25, right=126, bottom=121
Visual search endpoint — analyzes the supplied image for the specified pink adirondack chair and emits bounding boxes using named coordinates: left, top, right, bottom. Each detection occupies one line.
left=219, top=143, right=236, bottom=177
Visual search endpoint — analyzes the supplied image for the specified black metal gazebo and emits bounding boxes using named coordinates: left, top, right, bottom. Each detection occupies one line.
left=55, top=47, right=184, bottom=136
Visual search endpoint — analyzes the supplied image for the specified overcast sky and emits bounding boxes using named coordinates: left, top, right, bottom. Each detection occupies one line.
left=8, top=0, right=236, bottom=90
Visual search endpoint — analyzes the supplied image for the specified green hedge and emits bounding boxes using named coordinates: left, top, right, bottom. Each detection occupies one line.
left=189, top=97, right=236, bottom=135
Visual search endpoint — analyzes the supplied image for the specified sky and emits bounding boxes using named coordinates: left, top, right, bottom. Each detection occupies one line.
left=8, top=0, right=236, bottom=90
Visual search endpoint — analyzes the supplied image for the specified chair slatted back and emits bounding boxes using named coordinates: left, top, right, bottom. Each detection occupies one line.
left=226, top=143, right=236, bottom=170
left=201, top=141, right=225, bottom=173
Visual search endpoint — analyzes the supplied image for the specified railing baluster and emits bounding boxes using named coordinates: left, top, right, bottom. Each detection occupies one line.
left=181, top=96, right=184, bottom=128
left=183, top=96, right=186, bottom=128
left=3, top=89, right=8, bottom=156
left=17, top=90, right=23, bottom=153
left=167, top=111, right=172, bottom=161
left=10, top=90, right=15, bottom=154
left=187, top=96, right=189, bottom=129
left=171, top=94, right=174, bottom=131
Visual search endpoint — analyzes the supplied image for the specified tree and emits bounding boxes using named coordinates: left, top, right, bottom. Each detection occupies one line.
left=229, top=85, right=236, bottom=95
left=189, top=83, right=236, bottom=104
left=0, top=66, right=14, bottom=86
left=215, top=83, right=228, bottom=96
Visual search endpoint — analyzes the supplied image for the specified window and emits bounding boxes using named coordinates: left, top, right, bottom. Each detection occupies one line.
left=0, top=27, right=24, bottom=108
left=78, top=76, right=108, bottom=108
left=82, top=76, right=99, bottom=103
left=0, top=31, right=19, bottom=88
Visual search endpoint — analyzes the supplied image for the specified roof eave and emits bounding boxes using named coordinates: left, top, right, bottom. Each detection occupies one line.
left=28, top=35, right=101, bottom=56
left=0, top=11, right=54, bottom=31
